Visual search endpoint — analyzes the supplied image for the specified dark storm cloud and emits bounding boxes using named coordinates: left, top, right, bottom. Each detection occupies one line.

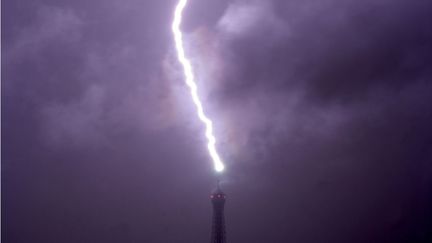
left=3, top=0, right=432, bottom=242
left=216, top=0, right=432, bottom=100
left=211, top=0, right=432, bottom=159
left=4, top=2, right=186, bottom=148
left=211, top=0, right=432, bottom=242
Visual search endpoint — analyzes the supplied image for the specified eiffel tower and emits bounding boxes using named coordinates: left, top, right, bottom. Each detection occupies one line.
left=210, top=180, right=226, bottom=243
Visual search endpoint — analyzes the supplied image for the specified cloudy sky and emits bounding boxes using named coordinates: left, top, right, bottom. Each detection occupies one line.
left=3, top=0, right=432, bottom=242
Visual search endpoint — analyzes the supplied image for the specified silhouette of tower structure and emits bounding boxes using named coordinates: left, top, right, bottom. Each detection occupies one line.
left=210, top=180, right=226, bottom=243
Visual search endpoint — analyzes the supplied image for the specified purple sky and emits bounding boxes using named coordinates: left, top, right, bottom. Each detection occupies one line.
left=3, top=0, right=432, bottom=242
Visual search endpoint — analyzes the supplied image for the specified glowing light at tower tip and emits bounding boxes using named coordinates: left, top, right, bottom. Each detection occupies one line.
left=172, top=0, right=225, bottom=173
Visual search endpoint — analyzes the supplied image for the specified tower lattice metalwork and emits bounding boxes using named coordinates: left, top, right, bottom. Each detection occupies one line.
left=210, top=181, right=226, bottom=243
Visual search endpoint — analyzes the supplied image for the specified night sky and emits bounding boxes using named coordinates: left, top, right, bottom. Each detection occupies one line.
left=3, top=0, right=432, bottom=242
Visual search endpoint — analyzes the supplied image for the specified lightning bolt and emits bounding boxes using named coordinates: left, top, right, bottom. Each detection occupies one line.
left=172, top=0, right=225, bottom=172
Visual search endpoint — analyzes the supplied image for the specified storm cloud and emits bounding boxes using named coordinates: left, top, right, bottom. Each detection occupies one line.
left=3, top=0, right=432, bottom=242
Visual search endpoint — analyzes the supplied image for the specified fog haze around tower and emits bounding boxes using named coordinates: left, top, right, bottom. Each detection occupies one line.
left=3, top=0, right=432, bottom=242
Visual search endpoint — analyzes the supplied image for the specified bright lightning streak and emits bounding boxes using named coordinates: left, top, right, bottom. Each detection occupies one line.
left=172, top=0, right=225, bottom=172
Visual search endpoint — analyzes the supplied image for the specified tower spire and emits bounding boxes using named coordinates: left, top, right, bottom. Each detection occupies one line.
left=210, top=180, right=226, bottom=243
